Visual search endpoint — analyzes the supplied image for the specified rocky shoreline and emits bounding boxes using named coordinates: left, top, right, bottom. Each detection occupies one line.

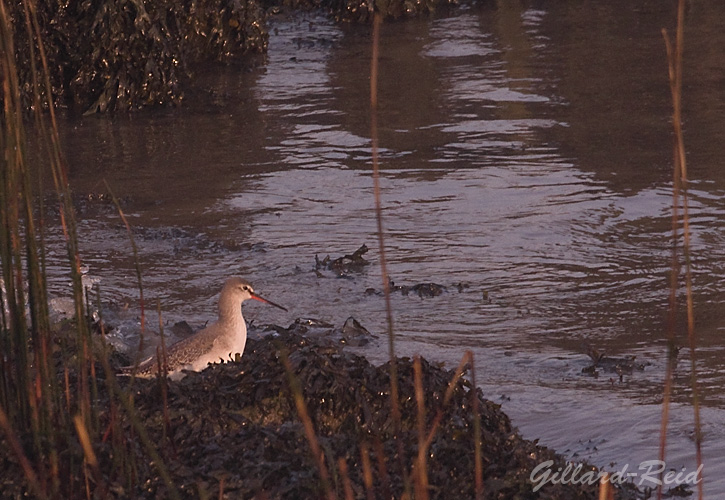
left=136, top=332, right=650, bottom=497
left=0, top=321, right=654, bottom=498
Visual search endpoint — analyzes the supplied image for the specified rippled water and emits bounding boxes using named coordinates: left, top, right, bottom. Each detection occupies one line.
left=42, top=2, right=725, bottom=494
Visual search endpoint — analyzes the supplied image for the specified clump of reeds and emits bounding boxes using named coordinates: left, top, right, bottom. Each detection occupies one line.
left=0, top=2, right=81, bottom=496
left=0, top=4, right=178, bottom=498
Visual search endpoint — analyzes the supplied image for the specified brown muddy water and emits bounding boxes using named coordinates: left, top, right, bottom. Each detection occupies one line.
left=40, top=2, right=724, bottom=495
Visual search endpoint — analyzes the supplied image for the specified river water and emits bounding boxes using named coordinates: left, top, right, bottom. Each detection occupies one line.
left=43, top=2, right=725, bottom=495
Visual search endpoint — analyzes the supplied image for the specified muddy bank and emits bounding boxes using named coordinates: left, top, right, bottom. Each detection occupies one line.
left=2, top=328, right=648, bottom=499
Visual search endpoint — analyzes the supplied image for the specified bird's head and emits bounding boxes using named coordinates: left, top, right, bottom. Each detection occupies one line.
left=224, top=277, right=287, bottom=311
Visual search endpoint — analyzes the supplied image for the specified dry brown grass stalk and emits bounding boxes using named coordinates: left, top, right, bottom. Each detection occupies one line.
left=412, top=356, right=430, bottom=500
left=0, top=405, right=49, bottom=500
left=373, top=438, right=392, bottom=499
left=659, top=1, right=704, bottom=499
left=423, top=351, right=472, bottom=451
left=157, top=301, right=172, bottom=444
left=369, top=13, right=411, bottom=495
left=338, top=458, right=355, bottom=500
left=369, top=11, right=400, bottom=429
left=597, top=473, right=614, bottom=500
left=93, top=332, right=182, bottom=500
left=218, top=477, right=225, bottom=500
left=73, top=413, right=108, bottom=498
left=279, top=347, right=338, bottom=500
left=0, top=2, right=184, bottom=496
left=469, top=351, right=483, bottom=499
left=360, top=441, right=376, bottom=500
left=104, top=180, right=148, bottom=376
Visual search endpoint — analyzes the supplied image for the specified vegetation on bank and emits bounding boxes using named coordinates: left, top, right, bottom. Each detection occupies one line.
left=0, top=0, right=702, bottom=498
left=1, top=325, right=648, bottom=499
left=8, top=0, right=457, bottom=114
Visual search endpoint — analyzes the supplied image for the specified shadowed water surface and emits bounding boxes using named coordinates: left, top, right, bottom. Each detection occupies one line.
left=42, top=2, right=725, bottom=494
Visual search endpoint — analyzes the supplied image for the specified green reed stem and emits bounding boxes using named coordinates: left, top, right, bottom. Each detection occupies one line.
left=103, top=180, right=147, bottom=374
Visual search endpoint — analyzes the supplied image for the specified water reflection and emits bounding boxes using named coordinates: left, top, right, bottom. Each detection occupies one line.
left=44, top=2, right=725, bottom=494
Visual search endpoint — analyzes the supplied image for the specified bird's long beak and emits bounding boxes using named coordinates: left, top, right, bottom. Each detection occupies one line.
left=250, top=292, right=288, bottom=312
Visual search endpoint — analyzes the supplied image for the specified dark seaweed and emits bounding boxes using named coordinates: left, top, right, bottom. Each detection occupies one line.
left=0, top=331, right=652, bottom=498
left=9, top=0, right=462, bottom=114
left=316, top=244, right=371, bottom=277
left=10, top=0, right=267, bottom=113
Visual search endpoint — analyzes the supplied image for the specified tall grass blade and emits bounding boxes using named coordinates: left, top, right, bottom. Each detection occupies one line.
left=369, top=14, right=411, bottom=495
left=0, top=2, right=75, bottom=495
left=93, top=330, right=182, bottom=500
left=658, top=23, right=679, bottom=498
left=0, top=0, right=33, bottom=431
left=423, top=351, right=472, bottom=450
left=279, top=346, right=337, bottom=500
left=412, top=356, right=429, bottom=500
left=659, top=1, right=704, bottom=498
left=337, top=458, right=355, bottom=500
left=0, top=405, right=49, bottom=500
left=103, top=180, right=147, bottom=373
left=598, top=473, right=613, bottom=500
left=469, top=351, right=483, bottom=499
left=373, top=438, right=392, bottom=500
left=0, top=2, right=185, bottom=497
left=72, top=413, right=106, bottom=497
left=360, top=441, right=376, bottom=500
left=157, top=300, right=172, bottom=444
left=369, top=12, right=399, bottom=424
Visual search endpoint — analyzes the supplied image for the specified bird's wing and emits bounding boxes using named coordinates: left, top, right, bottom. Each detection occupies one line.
left=119, top=324, right=220, bottom=377
left=164, top=325, right=220, bottom=366
left=119, top=353, right=158, bottom=377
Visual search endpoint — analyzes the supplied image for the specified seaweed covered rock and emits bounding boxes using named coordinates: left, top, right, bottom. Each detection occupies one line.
left=0, top=330, right=649, bottom=498
left=8, top=0, right=267, bottom=113
left=7, top=0, right=463, bottom=113
left=315, top=244, right=371, bottom=277
left=120, top=332, right=644, bottom=499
